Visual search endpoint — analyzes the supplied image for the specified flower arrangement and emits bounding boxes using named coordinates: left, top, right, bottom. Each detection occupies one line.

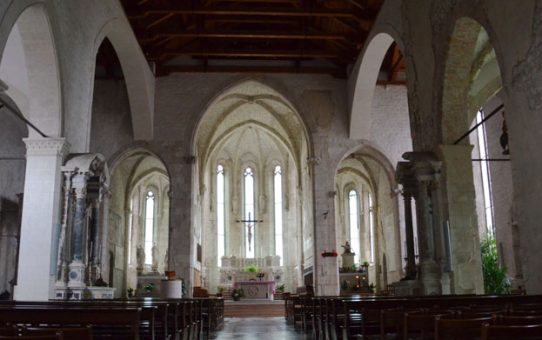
left=321, top=249, right=338, bottom=257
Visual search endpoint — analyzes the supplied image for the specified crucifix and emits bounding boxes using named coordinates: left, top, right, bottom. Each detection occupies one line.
left=236, top=212, right=263, bottom=252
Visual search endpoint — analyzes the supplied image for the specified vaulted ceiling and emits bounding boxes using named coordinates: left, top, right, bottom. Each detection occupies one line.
left=120, top=0, right=403, bottom=79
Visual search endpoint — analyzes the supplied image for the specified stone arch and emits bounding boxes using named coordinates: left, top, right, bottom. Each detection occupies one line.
left=90, top=17, right=155, bottom=145
left=441, top=16, right=502, bottom=143
left=107, top=146, right=170, bottom=297
left=349, top=30, right=405, bottom=140
left=0, top=2, right=61, bottom=137
left=334, top=143, right=403, bottom=289
left=193, top=79, right=312, bottom=294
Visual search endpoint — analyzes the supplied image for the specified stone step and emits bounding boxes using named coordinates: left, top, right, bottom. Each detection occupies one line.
left=224, top=301, right=285, bottom=317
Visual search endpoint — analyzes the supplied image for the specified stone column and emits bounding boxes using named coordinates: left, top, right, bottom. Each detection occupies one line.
left=414, top=162, right=442, bottom=294
left=396, top=162, right=417, bottom=280
left=403, top=191, right=417, bottom=279
left=437, top=145, right=484, bottom=294
left=311, top=156, right=340, bottom=296
left=68, top=174, right=89, bottom=289
left=14, top=138, right=69, bottom=301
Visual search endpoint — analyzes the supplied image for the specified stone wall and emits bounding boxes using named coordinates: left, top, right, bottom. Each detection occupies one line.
left=0, top=106, right=26, bottom=295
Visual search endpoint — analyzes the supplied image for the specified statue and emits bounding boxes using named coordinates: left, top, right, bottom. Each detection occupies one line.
left=342, top=241, right=353, bottom=255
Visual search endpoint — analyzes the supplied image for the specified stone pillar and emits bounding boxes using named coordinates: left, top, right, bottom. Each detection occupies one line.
left=68, top=174, right=89, bottom=289
left=437, top=145, right=484, bottom=294
left=311, top=156, right=339, bottom=296
left=14, top=138, right=69, bottom=301
left=396, top=162, right=417, bottom=280
left=403, top=192, right=417, bottom=279
left=413, top=161, right=442, bottom=295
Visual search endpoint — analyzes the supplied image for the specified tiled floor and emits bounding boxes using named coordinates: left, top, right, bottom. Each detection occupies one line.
left=211, top=317, right=311, bottom=340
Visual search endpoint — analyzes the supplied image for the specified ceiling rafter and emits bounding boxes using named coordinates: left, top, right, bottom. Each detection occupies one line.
left=120, top=0, right=385, bottom=77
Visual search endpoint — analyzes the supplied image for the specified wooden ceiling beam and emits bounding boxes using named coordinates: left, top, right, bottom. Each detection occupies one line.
left=128, top=5, right=366, bottom=22
left=147, top=13, right=176, bottom=29
left=138, top=30, right=353, bottom=42
left=156, top=64, right=346, bottom=78
left=156, top=49, right=341, bottom=60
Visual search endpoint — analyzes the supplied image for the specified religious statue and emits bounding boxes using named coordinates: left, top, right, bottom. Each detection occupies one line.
left=247, top=224, right=253, bottom=251
left=342, top=241, right=353, bottom=254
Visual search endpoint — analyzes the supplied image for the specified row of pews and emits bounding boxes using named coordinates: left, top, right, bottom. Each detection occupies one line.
left=286, top=294, right=542, bottom=339
left=0, top=297, right=224, bottom=339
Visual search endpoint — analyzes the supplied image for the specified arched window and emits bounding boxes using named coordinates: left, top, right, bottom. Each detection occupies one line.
left=274, top=165, right=283, bottom=265
left=369, top=194, right=375, bottom=263
left=144, top=191, right=155, bottom=265
left=128, top=198, right=134, bottom=265
left=348, top=189, right=361, bottom=264
left=217, top=165, right=225, bottom=265
left=244, top=167, right=255, bottom=258
left=476, top=110, right=495, bottom=235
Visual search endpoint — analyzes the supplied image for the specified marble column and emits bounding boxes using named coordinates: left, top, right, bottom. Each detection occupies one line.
left=68, top=175, right=88, bottom=289
left=14, top=138, right=69, bottom=301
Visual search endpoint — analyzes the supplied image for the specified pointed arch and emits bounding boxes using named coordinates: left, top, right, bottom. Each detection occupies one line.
left=90, top=17, right=155, bottom=145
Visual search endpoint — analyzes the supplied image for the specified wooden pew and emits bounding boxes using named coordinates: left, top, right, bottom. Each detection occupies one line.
left=0, top=306, right=141, bottom=339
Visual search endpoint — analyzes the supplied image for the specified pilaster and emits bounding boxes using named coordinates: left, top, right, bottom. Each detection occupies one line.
left=14, top=138, right=69, bottom=301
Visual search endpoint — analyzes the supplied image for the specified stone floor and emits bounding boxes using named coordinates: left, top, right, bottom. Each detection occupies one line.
left=211, top=317, right=311, bottom=339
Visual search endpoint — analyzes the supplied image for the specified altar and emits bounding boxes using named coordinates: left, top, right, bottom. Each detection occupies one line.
left=234, top=281, right=275, bottom=300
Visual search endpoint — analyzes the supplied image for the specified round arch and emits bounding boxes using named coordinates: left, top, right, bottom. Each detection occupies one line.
left=349, top=30, right=405, bottom=140
left=0, top=2, right=61, bottom=137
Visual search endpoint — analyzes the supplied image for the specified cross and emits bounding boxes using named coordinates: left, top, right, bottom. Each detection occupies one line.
left=236, top=212, right=263, bottom=252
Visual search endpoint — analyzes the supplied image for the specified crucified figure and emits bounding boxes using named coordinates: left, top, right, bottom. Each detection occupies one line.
left=247, top=224, right=253, bottom=251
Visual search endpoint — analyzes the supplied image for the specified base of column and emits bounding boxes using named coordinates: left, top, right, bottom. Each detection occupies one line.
left=68, top=260, right=86, bottom=288
left=420, top=260, right=442, bottom=295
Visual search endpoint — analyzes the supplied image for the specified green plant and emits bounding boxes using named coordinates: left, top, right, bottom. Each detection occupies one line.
left=276, top=284, right=285, bottom=293
left=481, top=235, right=511, bottom=294
left=245, top=265, right=258, bottom=273
left=143, top=283, right=155, bottom=292
left=126, top=287, right=134, bottom=298
left=232, top=288, right=244, bottom=300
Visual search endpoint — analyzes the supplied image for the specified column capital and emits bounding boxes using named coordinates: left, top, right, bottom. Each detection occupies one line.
left=23, top=138, right=70, bottom=158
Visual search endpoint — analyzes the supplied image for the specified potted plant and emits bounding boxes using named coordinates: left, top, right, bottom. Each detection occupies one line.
left=232, top=288, right=244, bottom=301
left=245, top=265, right=258, bottom=273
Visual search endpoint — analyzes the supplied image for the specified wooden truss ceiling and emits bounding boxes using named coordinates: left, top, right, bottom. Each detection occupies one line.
left=120, top=0, right=403, bottom=80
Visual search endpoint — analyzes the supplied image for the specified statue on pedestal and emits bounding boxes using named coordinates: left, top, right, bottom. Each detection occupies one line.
left=342, top=241, right=353, bottom=255
left=341, top=241, right=355, bottom=269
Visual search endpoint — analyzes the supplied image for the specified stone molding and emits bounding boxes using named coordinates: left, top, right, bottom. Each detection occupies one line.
left=24, top=138, right=70, bottom=158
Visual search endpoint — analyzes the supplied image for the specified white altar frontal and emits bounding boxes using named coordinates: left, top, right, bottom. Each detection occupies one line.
left=234, top=281, right=275, bottom=300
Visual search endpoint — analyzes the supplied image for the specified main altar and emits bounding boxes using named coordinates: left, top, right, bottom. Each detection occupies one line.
left=234, top=281, right=275, bottom=300
left=217, top=255, right=283, bottom=296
